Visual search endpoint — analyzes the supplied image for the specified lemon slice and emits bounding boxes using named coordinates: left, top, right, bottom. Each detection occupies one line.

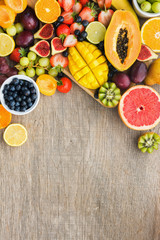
left=3, top=123, right=27, bottom=147
left=0, top=33, right=15, bottom=56
left=86, top=21, right=106, bottom=44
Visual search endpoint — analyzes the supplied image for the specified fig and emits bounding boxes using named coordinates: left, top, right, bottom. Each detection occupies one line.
left=130, top=61, right=147, bottom=84
left=34, top=24, right=54, bottom=40
left=30, top=40, right=50, bottom=57
left=113, top=72, right=131, bottom=90
left=16, top=30, right=34, bottom=48
left=51, top=37, right=66, bottom=55
left=137, top=44, right=158, bottom=62
left=19, top=7, right=39, bottom=31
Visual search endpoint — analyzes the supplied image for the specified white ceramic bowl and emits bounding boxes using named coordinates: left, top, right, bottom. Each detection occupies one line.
left=0, top=75, right=40, bottom=115
left=132, top=0, right=160, bottom=18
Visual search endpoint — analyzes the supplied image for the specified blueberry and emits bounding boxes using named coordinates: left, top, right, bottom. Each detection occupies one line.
left=58, top=72, right=64, bottom=78
left=24, top=89, right=31, bottom=96
left=15, top=106, right=20, bottom=111
left=21, top=95, right=26, bottom=100
left=28, top=82, right=34, bottom=89
left=23, top=81, right=29, bottom=87
left=74, top=29, right=80, bottom=36
left=9, top=105, right=15, bottom=110
left=19, top=80, right=24, bottom=86
left=27, top=102, right=33, bottom=108
left=54, top=21, right=60, bottom=28
left=4, top=94, right=8, bottom=100
left=15, top=85, right=21, bottom=91
left=26, top=97, right=32, bottom=103
left=4, top=84, right=10, bottom=90
left=77, top=36, right=84, bottom=42
left=9, top=85, right=16, bottom=91
left=8, top=91, right=13, bottom=96
left=12, top=92, right=18, bottom=99
left=62, top=50, right=69, bottom=57
left=20, top=106, right=27, bottom=112
left=31, top=93, right=37, bottom=101
left=2, top=89, right=8, bottom=94
left=10, top=100, right=15, bottom=107
left=16, top=96, right=22, bottom=102
left=30, top=87, right=36, bottom=94
left=98, top=41, right=104, bottom=51
left=21, top=86, right=28, bottom=92
left=7, top=96, right=14, bottom=101
left=12, top=78, right=19, bottom=85
left=80, top=31, right=87, bottom=39
left=75, top=16, right=82, bottom=23
left=82, top=20, right=89, bottom=27
left=21, top=101, right=27, bottom=106
left=57, top=16, right=64, bottom=23
left=15, top=101, right=20, bottom=107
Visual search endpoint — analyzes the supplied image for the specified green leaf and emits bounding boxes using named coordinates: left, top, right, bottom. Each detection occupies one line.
left=18, top=47, right=28, bottom=57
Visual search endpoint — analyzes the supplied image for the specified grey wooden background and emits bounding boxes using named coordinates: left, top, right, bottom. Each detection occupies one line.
left=0, top=81, right=160, bottom=240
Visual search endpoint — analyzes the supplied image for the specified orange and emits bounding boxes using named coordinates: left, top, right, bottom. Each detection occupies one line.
left=0, top=0, right=5, bottom=4
left=3, top=123, right=27, bottom=146
left=0, top=5, right=16, bottom=28
left=0, top=105, right=12, bottom=129
left=36, top=74, right=57, bottom=96
left=118, top=85, right=160, bottom=131
left=4, top=0, right=27, bottom=13
left=35, top=0, right=61, bottom=23
left=141, top=18, right=160, bottom=53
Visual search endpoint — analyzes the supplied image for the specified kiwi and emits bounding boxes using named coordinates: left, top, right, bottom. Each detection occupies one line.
left=138, top=132, right=160, bottom=153
left=98, top=82, right=121, bottom=107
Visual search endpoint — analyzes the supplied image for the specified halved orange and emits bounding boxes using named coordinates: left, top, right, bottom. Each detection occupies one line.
left=0, top=0, right=5, bottom=5
left=35, top=0, right=61, bottom=23
left=3, top=123, right=27, bottom=146
left=0, top=5, right=16, bottom=28
left=0, top=104, right=12, bottom=129
left=36, top=74, right=57, bottom=96
left=4, top=0, right=27, bottom=13
left=141, top=18, right=160, bottom=53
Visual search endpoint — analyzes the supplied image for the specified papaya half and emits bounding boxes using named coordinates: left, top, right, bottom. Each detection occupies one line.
left=104, top=10, right=141, bottom=72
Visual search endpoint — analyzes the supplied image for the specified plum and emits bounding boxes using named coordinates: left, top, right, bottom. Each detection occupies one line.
left=19, top=7, right=39, bottom=31
left=0, top=63, right=10, bottom=74
left=16, top=30, right=34, bottom=48
left=0, top=75, right=8, bottom=85
left=113, top=72, right=131, bottom=90
left=130, top=62, right=147, bottom=83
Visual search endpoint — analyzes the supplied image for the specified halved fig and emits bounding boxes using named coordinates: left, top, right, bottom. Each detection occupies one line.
left=30, top=40, right=50, bottom=57
left=51, top=37, right=66, bottom=55
left=34, top=24, right=54, bottom=40
left=137, top=44, right=158, bottom=62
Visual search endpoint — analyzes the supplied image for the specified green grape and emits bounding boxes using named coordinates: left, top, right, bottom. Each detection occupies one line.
left=20, top=57, right=29, bottom=67
left=0, top=28, right=4, bottom=33
left=141, top=1, right=152, bottom=11
left=6, top=25, right=17, bottom=36
left=39, top=57, right=50, bottom=67
left=152, top=2, right=160, bottom=12
left=36, top=67, right=45, bottom=76
left=48, top=68, right=58, bottom=77
left=148, top=0, right=159, bottom=3
left=15, top=23, right=24, bottom=34
left=28, top=51, right=37, bottom=61
left=26, top=68, right=36, bottom=78
left=18, top=70, right=26, bottom=75
left=137, top=0, right=145, bottom=4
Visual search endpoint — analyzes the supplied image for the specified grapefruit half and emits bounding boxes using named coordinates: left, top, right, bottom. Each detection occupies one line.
left=118, top=85, right=160, bottom=130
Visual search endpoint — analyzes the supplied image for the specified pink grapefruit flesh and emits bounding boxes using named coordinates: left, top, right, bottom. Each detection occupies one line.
left=118, top=85, right=160, bottom=130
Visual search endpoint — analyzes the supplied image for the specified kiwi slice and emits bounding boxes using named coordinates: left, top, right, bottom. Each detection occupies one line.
left=138, top=132, right=160, bottom=153
left=98, top=82, right=121, bottom=107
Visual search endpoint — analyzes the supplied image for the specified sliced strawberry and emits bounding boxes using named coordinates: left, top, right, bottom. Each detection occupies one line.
left=97, top=0, right=105, bottom=9
left=79, top=3, right=98, bottom=22
left=98, top=9, right=114, bottom=27
left=105, top=0, right=112, bottom=9
left=50, top=53, right=69, bottom=68
left=61, top=10, right=75, bottom=25
left=79, top=0, right=89, bottom=6
left=63, top=35, right=77, bottom=47
left=70, top=23, right=84, bottom=34
left=72, top=1, right=82, bottom=13
left=56, top=24, right=71, bottom=41
left=58, top=0, right=63, bottom=7
left=63, top=0, right=75, bottom=12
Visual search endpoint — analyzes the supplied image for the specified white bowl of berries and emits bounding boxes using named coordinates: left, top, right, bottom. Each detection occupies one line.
left=0, top=75, right=40, bottom=115
left=132, top=0, right=160, bottom=18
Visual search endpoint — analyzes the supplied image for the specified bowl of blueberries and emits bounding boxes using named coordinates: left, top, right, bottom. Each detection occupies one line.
left=0, top=75, right=40, bottom=115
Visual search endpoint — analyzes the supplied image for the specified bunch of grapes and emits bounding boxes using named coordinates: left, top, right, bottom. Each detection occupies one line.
left=0, top=57, right=18, bottom=85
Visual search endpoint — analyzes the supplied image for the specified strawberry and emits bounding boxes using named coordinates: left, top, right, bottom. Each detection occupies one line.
left=72, top=1, right=82, bottom=13
left=58, top=0, right=63, bottom=7
left=56, top=24, right=71, bottom=41
left=63, top=0, right=75, bottom=12
left=50, top=53, right=69, bottom=68
left=105, top=0, right=112, bottom=9
left=9, top=47, right=27, bottom=63
left=61, top=10, right=76, bottom=25
left=79, top=3, right=98, bottom=22
left=70, top=23, right=84, bottom=34
left=98, top=9, right=114, bottom=27
left=63, top=34, right=77, bottom=47
left=97, top=0, right=105, bottom=9
left=79, top=0, right=89, bottom=6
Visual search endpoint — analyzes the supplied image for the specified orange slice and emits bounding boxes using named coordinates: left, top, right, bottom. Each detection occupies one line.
left=4, top=0, right=27, bottom=13
left=35, top=0, right=61, bottom=23
left=0, top=33, right=15, bottom=56
left=0, top=0, right=5, bottom=5
left=141, top=18, right=160, bottom=53
left=0, top=105, right=12, bottom=129
left=36, top=74, right=57, bottom=96
left=3, top=123, right=27, bottom=146
left=0, top=5, right=16, bottom=28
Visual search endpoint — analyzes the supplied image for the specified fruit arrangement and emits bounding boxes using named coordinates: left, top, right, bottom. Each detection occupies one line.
left=0, top=0, right=160, bottom=153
